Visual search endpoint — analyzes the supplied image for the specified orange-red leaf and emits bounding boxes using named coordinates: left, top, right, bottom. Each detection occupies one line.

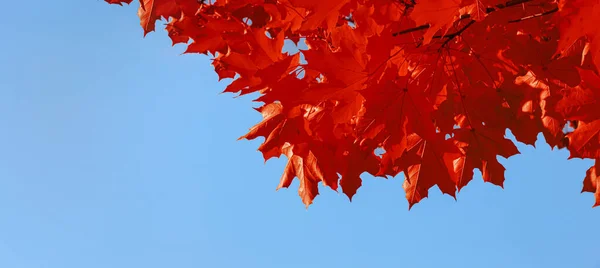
left=402, top=135, right=461, bottom=209
left=582, top=159, right=600, bottom=207
left=567, top=119, right=600, bottom=159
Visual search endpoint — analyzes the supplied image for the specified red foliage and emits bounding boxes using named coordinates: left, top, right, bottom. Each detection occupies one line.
left=106, top=0, right=600, bottom=208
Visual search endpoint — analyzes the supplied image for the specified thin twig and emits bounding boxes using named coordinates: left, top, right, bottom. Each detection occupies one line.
left=392, top=24, right=431, bottom=36
left=440, top=20, right=475, bottom=48
left=508, top=7, right=558, bottom=23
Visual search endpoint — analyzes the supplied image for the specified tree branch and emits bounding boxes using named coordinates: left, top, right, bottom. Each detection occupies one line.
left=440, top=19, right=475, bottom=48
left=392, top=0, right=533, bottom=36
left=508, top=7, right=558, bottom=23
left=392, top=24, right=430, bottom=36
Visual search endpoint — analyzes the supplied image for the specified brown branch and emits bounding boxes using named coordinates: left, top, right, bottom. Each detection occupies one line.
left=432, top=14, right=474, bottom=39
left=392, top=0, right=533, bottom=36
left=440, top=19, right=475, bottom=48
left=508, top=7, right=558, bottom=23
left=392, top=24, right=431, bottom=36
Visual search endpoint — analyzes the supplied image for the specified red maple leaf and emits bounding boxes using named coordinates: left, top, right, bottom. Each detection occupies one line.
left=556, top=0, right=600, bottom=71
left=402, top=135, right=461, bottom=208
left=582, top=160, right=600, bottom=207
left=336, top=138, right=380, bottom=200
left=106, top=0, right=600, bottom=208
left=453, top=125, right=519, bottom=189
left=106, top=0, right=132, bottom=5
left=567, top=119, right=600, bottom=159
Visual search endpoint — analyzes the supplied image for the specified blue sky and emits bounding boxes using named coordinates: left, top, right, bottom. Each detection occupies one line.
left=0, top=1, right=598, bottom=268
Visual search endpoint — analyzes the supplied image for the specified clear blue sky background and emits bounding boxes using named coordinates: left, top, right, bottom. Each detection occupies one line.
left=0, top=1, right=598, bottom=268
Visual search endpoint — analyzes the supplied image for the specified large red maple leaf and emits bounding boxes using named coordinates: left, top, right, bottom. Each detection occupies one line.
left=105, top=0, right=600, bottom=208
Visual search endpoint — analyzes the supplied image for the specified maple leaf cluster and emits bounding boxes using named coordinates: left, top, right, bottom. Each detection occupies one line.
left=106, top=0, right=600, bottom=208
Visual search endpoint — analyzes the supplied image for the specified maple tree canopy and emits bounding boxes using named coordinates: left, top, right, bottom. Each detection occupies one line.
left=105, top=0, right=600, bottom=209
